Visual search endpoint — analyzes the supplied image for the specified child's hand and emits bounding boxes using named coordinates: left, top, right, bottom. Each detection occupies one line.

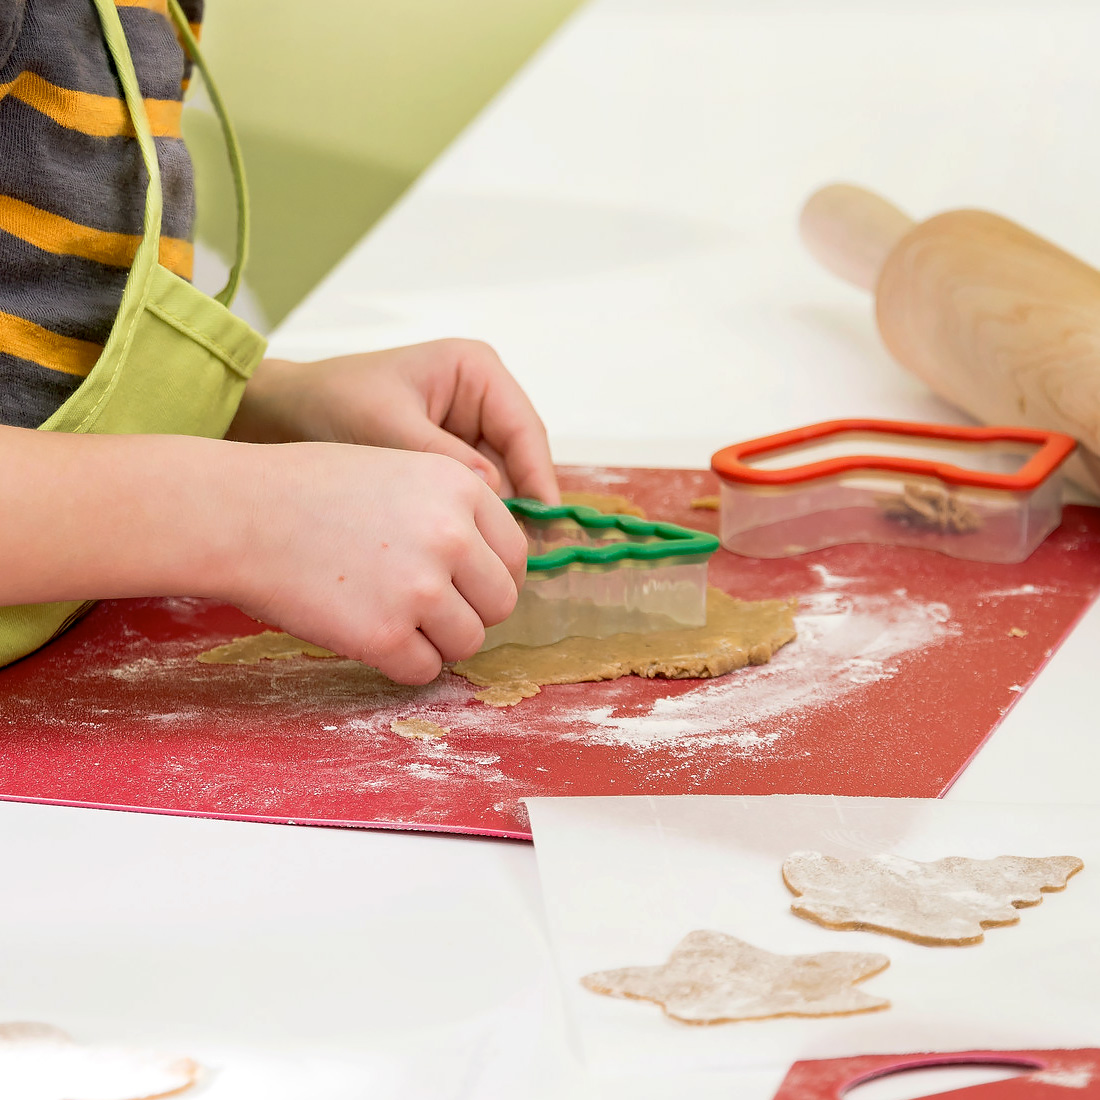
left=230, top=338, right=560, bottom=504
left=226, top=443, right=527, bottom=684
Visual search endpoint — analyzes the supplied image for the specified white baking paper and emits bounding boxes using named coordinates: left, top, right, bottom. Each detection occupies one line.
left=525, top=795, right=1100, bottom=1079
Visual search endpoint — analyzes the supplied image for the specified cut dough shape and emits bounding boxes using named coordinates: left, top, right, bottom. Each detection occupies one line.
left=581, top=930, right=889, bottom=1024
left=783, top=852, right=1084, bottom=945
left=877, top=483, right=982, bottom=533
left=560, top=491, right=646, bottom=518
left=452, top=587, right=797, bottom=706
left=391, top=718, right=449, bottom=740
left=0, top=1022, right=200, bottom=1099
left=197, top=630, right=335, bottom=664
left=690, top=495, right=721, bottom=511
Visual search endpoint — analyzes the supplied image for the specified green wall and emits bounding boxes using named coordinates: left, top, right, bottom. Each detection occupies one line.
left=184, top=0, right=585, bottom=327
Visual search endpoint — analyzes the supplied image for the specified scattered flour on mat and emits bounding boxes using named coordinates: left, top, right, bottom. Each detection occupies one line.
left=978, top=583, right=1055, bottom=598
left=561, top=466, right=630, bottom=487
left=1032, top=1068, right=1092, bottom=1088
left=808, top=563, right=854, bottom=590
left=35, top=574, right=956, bottom=775
left=83, top=575, right=957, bottom=760
left=571, top=583, right=958, bottom=750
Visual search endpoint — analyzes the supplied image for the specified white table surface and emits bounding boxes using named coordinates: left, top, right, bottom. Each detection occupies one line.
left=5, top=1, right=1100, bottom=1096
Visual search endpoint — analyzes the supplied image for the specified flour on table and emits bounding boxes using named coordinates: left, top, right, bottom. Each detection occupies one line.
left=573, top=582, right=956, bottom=749
left=1032, top=1068, right=1094, bottom=1088
left=187, top=564, right=956, bottom=755
left=560, top=467, right=630, bottom=488
left=23, top=544, right=966, bottom=835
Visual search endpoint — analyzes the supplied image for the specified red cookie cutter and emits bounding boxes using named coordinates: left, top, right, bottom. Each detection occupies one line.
left=772, top=1047, right=1100, bottom=1098
left=711, top=419, right=1076, bottom=563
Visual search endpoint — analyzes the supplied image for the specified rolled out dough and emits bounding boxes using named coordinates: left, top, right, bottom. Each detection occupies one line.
left=196, top=592, right=797, bottom=710
left=559, top=491, right=646, bottom=518
left=452, top=587, right=797, bottom=706
left=197, top=630, right=336, bottom=664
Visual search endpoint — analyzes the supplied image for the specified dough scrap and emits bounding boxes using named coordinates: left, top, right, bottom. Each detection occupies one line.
left=197, top=630, right=336, bottom=664
left=877, top=482, right=982, bottom=534
left=0, top=1022, right=200, bottom=1099
left=560, top=490, right=646, bottom=518
left=452, top=587, right=797, bottom=706
left=391, top=718, right=449, bottom=740
left=783, top=852, right=1084, bottom=945
left=690, top=495, right=721, bottom=511
left=581, top=930, right=889, bottom=1024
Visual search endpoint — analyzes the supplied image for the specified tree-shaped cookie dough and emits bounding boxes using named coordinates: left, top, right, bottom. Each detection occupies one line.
left=581, top=929, right=890, bottom=1024
left=783, top=852, right=1084, bottom=946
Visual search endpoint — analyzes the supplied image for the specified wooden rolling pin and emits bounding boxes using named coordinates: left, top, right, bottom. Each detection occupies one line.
left=799, top=183, right=1100, bottom=494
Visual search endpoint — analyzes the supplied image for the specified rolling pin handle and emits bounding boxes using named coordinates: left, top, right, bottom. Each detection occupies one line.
left=799, top=183, right=916, bottom=292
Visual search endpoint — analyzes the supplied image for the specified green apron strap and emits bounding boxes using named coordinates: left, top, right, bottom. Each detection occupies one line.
left=167, top=0, right=252, bottom=308
left=90, top=0, right=163, bottom=292
left=91, top=0, right=251, bottom=310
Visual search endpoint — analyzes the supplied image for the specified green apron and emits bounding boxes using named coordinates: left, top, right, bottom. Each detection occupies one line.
left=0, top=0, right=267, bottom=667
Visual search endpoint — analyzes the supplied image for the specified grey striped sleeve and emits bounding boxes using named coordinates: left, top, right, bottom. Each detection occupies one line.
left=0, top=99, right=195, bottom=240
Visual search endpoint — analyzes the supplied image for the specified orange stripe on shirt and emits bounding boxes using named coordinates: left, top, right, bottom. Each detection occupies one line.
left=0, top=195, right=194, bottom=279
left=0, top=72, right=182, bottom=138
left=0, top=312, right=103, bottom=378
left=178, top=22, right=202, bottom=87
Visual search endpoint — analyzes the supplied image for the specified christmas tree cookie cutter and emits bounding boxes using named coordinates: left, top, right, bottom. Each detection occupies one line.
left=481, top=499, right=720, bottom=650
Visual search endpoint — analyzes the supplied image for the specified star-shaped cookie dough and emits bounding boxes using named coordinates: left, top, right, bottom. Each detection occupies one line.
left=783, top=852, right=1084, bottom=945
left=581, top=930, right=890, bottom=1024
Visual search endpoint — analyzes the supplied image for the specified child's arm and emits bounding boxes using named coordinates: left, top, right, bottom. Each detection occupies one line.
left=226, top=338, right=562, bottom=505
left=0, top=426, right=526, bottom=683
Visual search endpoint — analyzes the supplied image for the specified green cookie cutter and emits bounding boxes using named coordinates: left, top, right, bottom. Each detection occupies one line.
left=505, top=498, right=720, bottom=570
left=482, top=499, right=720, bottom=649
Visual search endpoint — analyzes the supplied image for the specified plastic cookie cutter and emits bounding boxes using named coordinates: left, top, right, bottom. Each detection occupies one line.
left=481, top=499, right=720, bottom=650
left=711, top=418, right=1076, bottom=564
left=772, top=1047, right=1100, bottom=1099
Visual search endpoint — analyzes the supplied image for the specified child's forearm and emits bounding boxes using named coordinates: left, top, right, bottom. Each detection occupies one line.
left=0, top=425, right=249, bottom=607
left=0, top=424, right=527, bottom=684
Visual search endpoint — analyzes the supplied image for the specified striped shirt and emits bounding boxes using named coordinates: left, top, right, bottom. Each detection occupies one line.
left=0, top=0, right=204, bottom=429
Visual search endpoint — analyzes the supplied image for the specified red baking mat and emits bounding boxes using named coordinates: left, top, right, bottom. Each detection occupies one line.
left=3, top=467, right=1100, bottom=839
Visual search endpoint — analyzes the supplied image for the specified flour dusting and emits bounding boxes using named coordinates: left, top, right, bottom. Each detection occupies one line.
left=560, top=466, right=630, bottom=487
left=979, top=583, right=1050, bottom=597
left=573, top=584, right=956, bottom=750
left=809, top=564, right=857, bottom=590
left=1032, top=1068, right=1092, bottom=1088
